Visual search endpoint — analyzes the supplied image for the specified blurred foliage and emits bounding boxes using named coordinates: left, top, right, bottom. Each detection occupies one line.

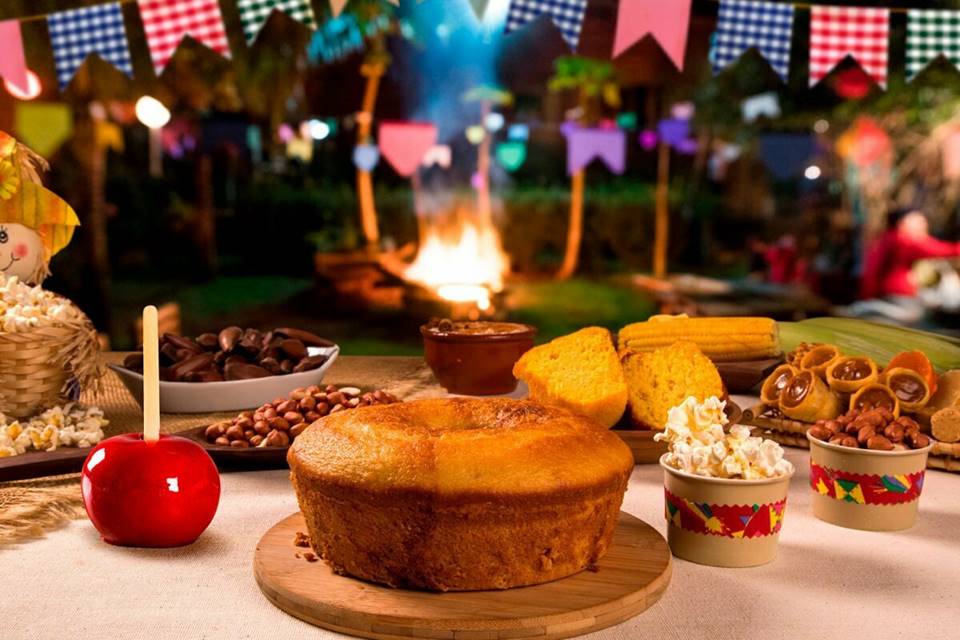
left=462, top=84, right=514, bottom=106
left=548, top=56, right=621, bottom=124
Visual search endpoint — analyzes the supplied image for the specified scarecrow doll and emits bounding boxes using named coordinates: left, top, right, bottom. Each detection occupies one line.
left=0, top=131, right=80, bottom=284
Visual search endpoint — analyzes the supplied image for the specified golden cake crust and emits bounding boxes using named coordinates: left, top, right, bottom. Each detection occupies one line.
left=288, top=398, right=634, bottom=591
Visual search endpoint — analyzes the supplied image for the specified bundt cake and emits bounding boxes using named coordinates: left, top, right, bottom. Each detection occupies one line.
left=288, top=397, right=634, bottom=591
left=512, top=327, right=627, bottom=428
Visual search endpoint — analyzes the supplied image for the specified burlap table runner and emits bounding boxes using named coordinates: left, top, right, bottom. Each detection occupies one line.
left=0, top=354, right=444, bottom=546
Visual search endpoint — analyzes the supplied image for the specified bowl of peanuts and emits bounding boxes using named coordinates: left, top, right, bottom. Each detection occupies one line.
left=807, top=407, right=933, bottom=531
left=186, top=384, right=400, bottom=468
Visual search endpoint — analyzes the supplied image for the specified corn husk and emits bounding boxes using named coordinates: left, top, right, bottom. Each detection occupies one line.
left=779, top=319, right=960, bottom=373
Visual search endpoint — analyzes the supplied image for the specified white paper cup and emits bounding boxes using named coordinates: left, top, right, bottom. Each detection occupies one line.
left=660, top=455, right=794, bottom=568
left=807, top=433, right=932, bottom=532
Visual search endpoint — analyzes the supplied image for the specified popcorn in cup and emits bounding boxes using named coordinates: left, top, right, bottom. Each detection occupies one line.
left=657, top=397, right=795, bottom=568
left=807, top=433, right=932, bottom=531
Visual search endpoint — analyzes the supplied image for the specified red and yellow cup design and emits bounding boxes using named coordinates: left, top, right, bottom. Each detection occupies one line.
left=664, top=489, right=787, bottom=539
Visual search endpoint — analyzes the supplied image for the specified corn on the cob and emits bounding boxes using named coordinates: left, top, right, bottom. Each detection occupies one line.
left=618, top=316, right=780, bottom=362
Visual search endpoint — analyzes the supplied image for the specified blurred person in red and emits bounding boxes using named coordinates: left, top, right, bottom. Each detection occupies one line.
left=852, top=208, right=960, bottom=323
left=861, top=208, right=960, bottom=299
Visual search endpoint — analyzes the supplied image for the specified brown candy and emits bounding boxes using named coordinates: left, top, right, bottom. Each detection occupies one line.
left=123, top=326, right=334, bottom=383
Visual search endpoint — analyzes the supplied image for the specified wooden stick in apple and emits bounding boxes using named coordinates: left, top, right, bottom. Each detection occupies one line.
left=142, top=305, right=160, bottom=443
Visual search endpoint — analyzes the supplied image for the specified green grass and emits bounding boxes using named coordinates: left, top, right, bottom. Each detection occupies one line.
left=175, top=277, right=313, bottom=319
left=507, top=279, right=657, bottom=343
left=336, top=338, right=422, bottom=356
left=109, top=275, right=656, bottom=352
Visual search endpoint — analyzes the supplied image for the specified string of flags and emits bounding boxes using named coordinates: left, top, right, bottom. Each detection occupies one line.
left=3, top=0, right=960, bottom=97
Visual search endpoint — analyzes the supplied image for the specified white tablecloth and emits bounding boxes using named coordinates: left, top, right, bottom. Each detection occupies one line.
left=3, top=445, right=959, bottom=640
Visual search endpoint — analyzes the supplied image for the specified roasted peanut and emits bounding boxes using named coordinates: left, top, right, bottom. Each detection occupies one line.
left=883, top=423, right=906, bottom=443
left=866, top=435, right=895, bottom=451
left=266, top=430, right=290, bottom=447
left=857, top=425, right=876, bottom=446
left=225, top=425, right=245, bottom=440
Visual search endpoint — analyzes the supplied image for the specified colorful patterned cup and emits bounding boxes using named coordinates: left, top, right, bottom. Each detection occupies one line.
left=660, top=455, right=794, bottom=568
left=807, top=434, right=932, bottom=531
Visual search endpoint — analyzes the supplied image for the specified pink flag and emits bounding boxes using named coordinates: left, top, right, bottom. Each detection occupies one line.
left=378, top=121, right=437, bottom=177
left=612, top=0, right=692, bottom=69
left=0, top=21, right=30, bottom=95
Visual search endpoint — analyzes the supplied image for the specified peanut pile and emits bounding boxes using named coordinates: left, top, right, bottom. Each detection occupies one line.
left=204, top=384, right=400, bottom=448
left=809, top=407, right=931, bottom=451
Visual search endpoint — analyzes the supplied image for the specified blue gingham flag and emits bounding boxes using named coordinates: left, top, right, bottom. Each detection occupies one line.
left=237, top=0, right=317, bottom=44
left=907, top=10, right=960, bottom=81
left=505, top=0, right=588, bottom=51
left=47, top=2, right=133, bottom=89
left=713, top=0, right=795, bottom=82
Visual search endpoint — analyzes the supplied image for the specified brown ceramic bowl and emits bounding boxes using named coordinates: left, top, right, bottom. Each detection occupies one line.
left=421, top=321, right=537, bottom=395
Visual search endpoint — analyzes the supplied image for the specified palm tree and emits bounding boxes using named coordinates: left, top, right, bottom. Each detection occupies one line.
left=349, top=1, right=398, bottom=252
left=462, top=84, right=513, bottom=226
left=548, top=56, right=620, bottom=280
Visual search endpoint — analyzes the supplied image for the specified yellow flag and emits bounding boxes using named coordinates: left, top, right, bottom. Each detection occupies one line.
left=14, top=103, right=72, bottom=158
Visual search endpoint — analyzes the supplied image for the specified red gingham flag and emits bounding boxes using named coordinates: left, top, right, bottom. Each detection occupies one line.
left=137, top=0, right=231, bottom=74
left=809, top=6, right=889, bottom=88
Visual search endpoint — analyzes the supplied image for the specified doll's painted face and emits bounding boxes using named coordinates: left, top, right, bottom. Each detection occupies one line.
left=0, top=223, right=44, bottom=282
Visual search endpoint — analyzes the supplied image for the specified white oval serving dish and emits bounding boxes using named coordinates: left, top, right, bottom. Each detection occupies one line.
left=109, top=345, right=339, bottom=414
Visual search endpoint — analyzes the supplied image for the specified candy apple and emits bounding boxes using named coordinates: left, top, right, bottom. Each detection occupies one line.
left=81, top=433, right=220, bottom=547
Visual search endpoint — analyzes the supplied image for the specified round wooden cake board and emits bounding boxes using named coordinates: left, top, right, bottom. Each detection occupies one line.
left=254, top=511, right=672, bottom=640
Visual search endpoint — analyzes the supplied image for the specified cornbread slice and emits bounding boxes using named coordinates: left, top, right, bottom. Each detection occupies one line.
left=513, top=327, right=627, bottom=428
left=622, top=341, right=724, bottom=429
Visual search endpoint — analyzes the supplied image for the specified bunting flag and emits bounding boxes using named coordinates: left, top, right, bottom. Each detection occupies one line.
left=378, top=121, right=437, bottom=177
left=138, top=0, right=231, bottom=74
left=713, top=0, right=795, bottom=82
left=238, top=0, right=317, bottom=44
left=565, top=127, right=626, bottom=175
left=0, top=21, right=30, bottom=95
left=612, top=0, right=691, bottom=70
left=14, top=103, right=73, bottom=158
left=505, top=0, right=589, bottom=51
left=906, top=10, right=960, bottom=81
left=809, top=6, right=889, bottom=88
left=469, top=0, right=491, bottom=21
left=46, top=3, right=134, bottom=89
left=329, top=0, right=349, bottom=17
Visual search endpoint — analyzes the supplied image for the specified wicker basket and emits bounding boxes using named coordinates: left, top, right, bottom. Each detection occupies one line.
left=0, top=314, right=102, bottom=419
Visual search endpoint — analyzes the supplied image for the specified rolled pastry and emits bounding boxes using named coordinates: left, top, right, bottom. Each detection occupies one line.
left=800, top=344, right=841, bottom=379
left=882, top=367, right=930, bottom=413
left=826, top=356, right=879, bottom=393
left=761, top=364, right=798, bottom=406
left=780, top=370, right=841, bottom=422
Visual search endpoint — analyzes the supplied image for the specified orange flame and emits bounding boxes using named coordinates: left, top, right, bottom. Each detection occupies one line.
left=404, top=208, right=509, bottom=310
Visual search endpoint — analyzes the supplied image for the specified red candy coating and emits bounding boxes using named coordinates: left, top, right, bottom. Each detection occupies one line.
left=81, top=433, right=220, bottom=547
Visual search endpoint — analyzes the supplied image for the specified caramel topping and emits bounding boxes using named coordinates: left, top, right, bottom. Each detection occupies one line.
left=782, top=371, right=813, bottom=407
left=833, top=357, right=872, bottom=381
left=888, top=372, right=926, bottom=403
left=772, top=369, right=793, bottom=393
left=854, top=387, right=896, bottom=411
